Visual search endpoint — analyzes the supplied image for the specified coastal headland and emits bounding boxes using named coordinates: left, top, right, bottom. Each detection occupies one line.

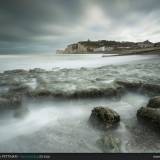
left=56, top=40, right=160, bottom=56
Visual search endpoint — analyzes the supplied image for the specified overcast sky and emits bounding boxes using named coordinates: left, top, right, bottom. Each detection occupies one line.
left=0, top=0, right=160, bottom=54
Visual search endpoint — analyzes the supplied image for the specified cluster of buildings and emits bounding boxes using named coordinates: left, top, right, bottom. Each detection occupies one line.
left=137, top=40, right=154, bottom=48
left=56, top=40, right=157, bottom=54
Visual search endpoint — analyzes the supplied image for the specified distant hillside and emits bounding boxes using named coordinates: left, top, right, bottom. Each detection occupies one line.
left=56, top=40, right=160, bottom=54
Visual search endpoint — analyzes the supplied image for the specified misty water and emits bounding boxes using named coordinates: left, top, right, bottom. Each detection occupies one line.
left=0, top=53, right=158, bottom=72
left=0, top=53, right=160, bottom=152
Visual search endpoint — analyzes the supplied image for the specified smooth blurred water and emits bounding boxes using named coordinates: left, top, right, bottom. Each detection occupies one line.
left=0, top=53, right=159, bottom=72
left=0, top=53, right=160, bottom=152
left=0, top=93, right=151, bottom=152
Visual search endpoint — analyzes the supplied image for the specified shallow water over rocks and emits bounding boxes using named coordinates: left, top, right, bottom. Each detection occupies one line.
left=0, top=55, right=160, bottom=152
left=0, top=93, right=152, bottom=152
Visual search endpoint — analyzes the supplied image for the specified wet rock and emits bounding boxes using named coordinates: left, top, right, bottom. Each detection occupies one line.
left=147, top=96, right=160, bottom=108
left=116, top=80, right=142, bottom=91
left=29, top=68, right=46, bottom=73
left=137, top=96, right=160, bottom=128
left=4, top=69, right=28, bottom=75
left=137, top=107, right=160, bottom=128
left=142, top=84, right=160, bottom=95
left=97, top=135, right=121, bottom=152
left=9, top=85, right=31, bottom=95
left=116, top=80, right=160, bottom=95
left=89, top=107, right=120, bottom=130
left=70, top=87, right=123, bottom=99
left=0, top=96, right=22, bottom=109
left=71, top=88, right=104, bottom=98
left=28, top=86, right=124, bottom=99
left=29, top=89, right=52, bottom=97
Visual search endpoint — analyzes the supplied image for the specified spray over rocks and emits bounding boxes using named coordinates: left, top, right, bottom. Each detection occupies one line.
left=0, top=59, right=160, bottom=152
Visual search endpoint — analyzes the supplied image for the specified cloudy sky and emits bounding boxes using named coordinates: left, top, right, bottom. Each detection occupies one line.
left=0, top=0, right=160, bottom=54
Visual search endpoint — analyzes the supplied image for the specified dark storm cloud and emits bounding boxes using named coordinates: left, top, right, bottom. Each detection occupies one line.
left=94, top=0, right=160, bottom=26
left=0, top=0, right=86, bottom=41
left=0, top=0, right=159, bottom=54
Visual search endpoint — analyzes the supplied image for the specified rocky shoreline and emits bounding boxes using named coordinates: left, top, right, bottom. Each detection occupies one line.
left=87, top=95, right=160, bottom=152
left=0, top=59, right=160, bottom=152
left=0, top=62, right=160, bottom=112
left=1, top=69, right=160, bottom=106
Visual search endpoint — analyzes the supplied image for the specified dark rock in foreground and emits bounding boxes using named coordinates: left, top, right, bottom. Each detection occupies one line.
left=137, top=107, right=160, bottom=128
left=147, top=96, right=160, bottom=108
left=0, top=96, right=22, bottom=109
left=137, top=96, right=160, bottom=130
left=89, top=107, right=120, bottom=130
left=96, top=135, right=121, bottom=153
